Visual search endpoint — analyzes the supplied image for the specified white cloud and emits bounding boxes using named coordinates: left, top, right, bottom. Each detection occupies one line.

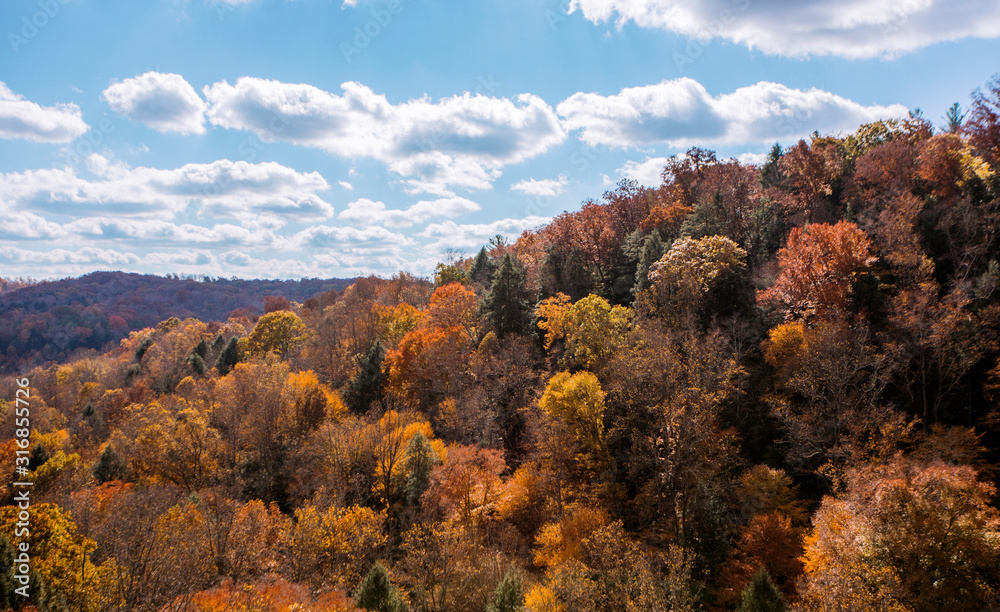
left=567, top=0, right=1000, bottom=58
left=419, top=216, right=552, bottom=253
left=558, top=78, right=908, bottom=149
left=203, top=77, right=566, bottom=192
left=735, top=152, right=768, bottom=166
left=103, top=72, right=208, bottom=135
left=0, top=246, right=140, bottom=267
left=0, top=82, right=89, bottom=143
left=0, top=212, right=71, bottom=240
left=292, top=224, right=414, bottom=255
left=339, top=196, right=480, bottom=228
left=338, top=180, right=354, bottom=190
left=510, top=175, right=569, bottom=197
left=0, top=155, right=333, bottom=221
left=65, top=217, right=286, bottom=247
left=618, top=157, right=670, bottom=186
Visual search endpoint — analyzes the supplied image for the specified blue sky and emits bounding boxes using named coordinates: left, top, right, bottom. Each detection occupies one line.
left=1, top=0, right=999, bottom=279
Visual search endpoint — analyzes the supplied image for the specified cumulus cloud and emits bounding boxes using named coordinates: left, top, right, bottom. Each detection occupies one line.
left=65, top=218, right=286, bottom=248
left=0, top=82, right=89, bottom=143
left=558, top=78, right=908, bottom=149
left=203, top=77, right=566, bottom=192
left=339, top=196, right=480, bottom=228
left=618, top=157, right=671, bottom=186
left=419, top=216, right=552, bottom=253
left=0, top=212, right=71, bottom=240
left=735, top=152, right=769, bottom=166
left=0, top=155, right=334, bottom=220
left=291, top=224, right=414, bottom=256
left=103, top=72, right=208, bottom=135
left=0, top=245, right=140, bottom=267
left=567, top=0, right=1000, bottom=58
left=510, top=176, right=569, bottom=197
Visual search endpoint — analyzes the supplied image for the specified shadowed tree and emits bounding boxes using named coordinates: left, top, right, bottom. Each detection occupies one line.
left=355, top=561, right=405, bottom=612
left=483, top=253, right=533, bottom=339
left=738, top=569, right=787, bottom=612
left=344, top=340, right=388, bottom=414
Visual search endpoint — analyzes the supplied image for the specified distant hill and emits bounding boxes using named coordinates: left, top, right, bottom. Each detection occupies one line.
left=0, top=271, right=355, bottom=373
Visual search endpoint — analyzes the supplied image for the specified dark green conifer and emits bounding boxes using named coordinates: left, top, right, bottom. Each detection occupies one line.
left=93, top=444, right=128, bottom=484
left=343, top=340, right=387, bottom=414
left=486, top=566, right=524, bottom=612
left=482, top=253, right=532, bottom=339
left=738, top=568, right=787, bottom=612
left=355, top=561, right=405, bottom=612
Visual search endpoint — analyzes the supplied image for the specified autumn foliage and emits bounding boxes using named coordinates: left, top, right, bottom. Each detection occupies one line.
left=4, top=76, right=1000, bottom=611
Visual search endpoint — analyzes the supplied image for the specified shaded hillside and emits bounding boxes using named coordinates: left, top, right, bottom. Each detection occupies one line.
left=0, top=271, right=353, bottom=373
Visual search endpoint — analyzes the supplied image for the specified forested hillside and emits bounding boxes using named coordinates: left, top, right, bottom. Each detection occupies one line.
left=2, top=77, right=1000, bottom=612
left=0, top=272, right=354, bottom=374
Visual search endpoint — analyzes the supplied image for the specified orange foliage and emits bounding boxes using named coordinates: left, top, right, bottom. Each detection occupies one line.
left=758, top=221, right=875, bottom=317
left=385, top=325, right=470, bottom=408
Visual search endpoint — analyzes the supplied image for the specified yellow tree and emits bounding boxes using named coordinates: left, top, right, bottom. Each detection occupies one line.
left=646, top=234, right=747, bottom=324
left=243, top=311, right=308, bottom=359
left=0, top=503, right=111, bottom=612
left=535, top=294, right=630, bottom=370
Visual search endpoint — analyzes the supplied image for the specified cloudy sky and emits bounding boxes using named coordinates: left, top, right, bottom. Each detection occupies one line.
left=1, top=0, right=998, bottom=279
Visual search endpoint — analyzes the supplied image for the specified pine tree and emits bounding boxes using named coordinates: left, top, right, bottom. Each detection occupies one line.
left=401, top=432, right=439, bottom=506
left=944, top=102, right=965, bottom=134
left=482, top=253, right=532, bottom=339
left=738, top=568, right=787, bottom=612
left=187, top=352, right=207, bottom=376
left=633, top=231, right=664, bottom=296
left=343, top=340, right=387, bottom=414
left=27, top=444, right=49, bottom=471
left=93, top=444, right=129, bottom=484
left=486, top=566, right=524, bottom=612
left=469, top=247, right=496, bottom=286
left=216, top=336, right=240, bottom=376
left=760, top=142, right=783, bottom=189
left=355, top=561, right=405, bottom=612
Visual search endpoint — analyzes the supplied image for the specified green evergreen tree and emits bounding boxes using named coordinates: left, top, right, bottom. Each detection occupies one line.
left=193, top=338, right=209, bottom=358
left=27, top=444, right=49, bottom=471
left=187, top=352, right=207, bottom=376
left=343, top=340, right=387, bottom=414
left=401, top=432, right=439, bottom=506
left=759, top=142, right=783, bottom=189
left=133, top=337, right=153, bottom=362
left=944, top=101, right=966, bottom=134
left=216, top=336, right=240, bottom=376
left=469, top=246, right=496, bottom=286
left=355, top=561, right=405, bottom=612
left=486, top=566, right=524, bottom=612
left=633, top=231, right=664, bottom=296
left=738, top=568, right=787, bottom=612
left=482, top=253, right=532, bottom=339
left=93, top=444, right=128, bottom=484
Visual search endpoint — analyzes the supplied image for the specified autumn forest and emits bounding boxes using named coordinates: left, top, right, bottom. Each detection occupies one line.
left=3, top=76, right=1000, bottom=612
